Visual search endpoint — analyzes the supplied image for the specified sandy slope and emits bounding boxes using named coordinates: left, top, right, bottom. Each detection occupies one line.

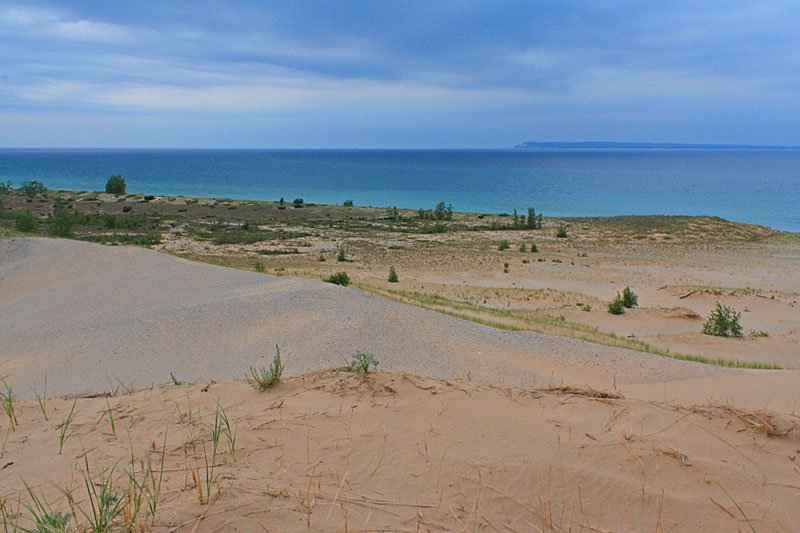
left=1, top=237, right=726, bottom=399
left=2, top=237, right=800, bottom=531
left=2, top=371, right=798, bottom=532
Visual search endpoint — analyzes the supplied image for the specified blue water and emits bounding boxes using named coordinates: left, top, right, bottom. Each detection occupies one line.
left=1, top=148, right=799, bottom=231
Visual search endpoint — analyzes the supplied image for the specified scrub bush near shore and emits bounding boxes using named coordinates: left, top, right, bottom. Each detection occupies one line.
left=105, top=174, right=126, bottom=194
left=15, top=210, right=38, bottom=232
left=388, top=266, right=399, bottom=282
left=20, top=180, right=47, bottom=199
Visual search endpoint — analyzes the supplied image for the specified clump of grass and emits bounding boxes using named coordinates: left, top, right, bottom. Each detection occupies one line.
left=211, top=401, right=237, bottom=461
left=317, top=252, right=325, bottom=262
left=342, top=352, right=379, bottom=373
left=253, top=260, right=266, bottom=273
left=621, top=286, right=638, bottom=308
left=1, top=378, right=17, bottom=430
left=387, top=266, right=399, bottom=283
left=578, top=303, right=592, bottom=312
left=503, top=262, right=509, bottom=273
left=247, top=345, right=285, bottom=391
left=337, top=247, right=347, bottom=262
left=530, top=243, right=539, bottom=253
left=105, top=398, right=116, bottom=438
left=58, top=399, right=77, bottom=454
left=498, top=240, right=510, bottom=251
left=323, top=271, right=350, bottom=286
left=519, top=243, right=527, bottom=252
left=33, top=373, right=48, bottom=420
left=750, top=330, right=769, bottom=338
left=20, top=481, right=71, bottom=533
left=608, top=293, right=625, bottom=315
left=556, top=226, right=568, bottom=238
left=703, top=302, right=743, bottom=337
left=71, top=454, right=124, bottom=531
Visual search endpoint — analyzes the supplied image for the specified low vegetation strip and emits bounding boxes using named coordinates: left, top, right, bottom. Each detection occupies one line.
left=364, top=285, right=783, bottom=370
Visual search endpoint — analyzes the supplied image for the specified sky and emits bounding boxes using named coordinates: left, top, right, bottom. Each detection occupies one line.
left=1, top=1, right=799, bottom=148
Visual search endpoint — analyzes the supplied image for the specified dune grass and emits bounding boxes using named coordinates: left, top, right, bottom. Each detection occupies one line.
left=363, top=286, right=783, bottom=370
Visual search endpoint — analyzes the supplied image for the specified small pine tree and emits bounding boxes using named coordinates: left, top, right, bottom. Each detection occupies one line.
left=621, top=286, right=638, bottom=308
left=702, top=303, right=743, bottom=337
left=530, top=243, right=539, bottom=253
left=608, top=293, right=625, bottom=315
left=388, top=266, right=399, bottom=282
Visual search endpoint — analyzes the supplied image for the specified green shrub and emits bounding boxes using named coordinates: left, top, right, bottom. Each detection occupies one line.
left=503, top=262, right=509, bottom=273
left=702, top=303, right=743, bottom=337
left=46, top=210, right=74, bottom=237
left=0, top=181, right=12, bottom=194
left=608, top=293, right=625, bottom=315
left=526, top=208, right=543, bottom=229
left=318, top=252, right=326, bottom=262
left=343, top=352, right=379, bottom=373
left=343, top=199, right=354, bottom=207
left=247, top=345, right=284, bottom=390
left=20, top=180, right=47, bottom=199
left=337, top=248, right=347, bottom=262
left=621, top=286, right=638, bottom=308
left=498, top=240, right=510, bottom=251
left=556, top=226, right=568, bottom=238
left=15, top=210, right=39, bottom=232
left=530, top=243, right=539, bottom=253
left=254, top=260, right=266, bottom=273
left=105, top=175, right=126, bottom=194
left=388, top=266, right=399, bottom=283
left=324, top=271, right=350, bottom=286
left=434, top=202, right=453, bottom=220
left=419, top=222, right=448, bottom=234
left=293, top=198, right=304, bottom=208
left=519, top=243, right=527, bottom=252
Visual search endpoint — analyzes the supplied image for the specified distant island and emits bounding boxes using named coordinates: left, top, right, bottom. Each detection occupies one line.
left=513, top=141, right=799, bottom=149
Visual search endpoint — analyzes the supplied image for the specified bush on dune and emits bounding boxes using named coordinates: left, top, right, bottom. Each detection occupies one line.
left=324, top=271, right=350, bottom=286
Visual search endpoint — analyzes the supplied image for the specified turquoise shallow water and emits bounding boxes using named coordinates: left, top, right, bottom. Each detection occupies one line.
left=1, top=148, right=799, bottom=231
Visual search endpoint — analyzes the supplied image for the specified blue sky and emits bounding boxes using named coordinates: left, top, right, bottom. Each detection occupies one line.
left=1, top=1, right=798, bottom=148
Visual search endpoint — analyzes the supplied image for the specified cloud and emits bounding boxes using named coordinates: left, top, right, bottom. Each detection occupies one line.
left=1, top=1, right=799, bottom=146
left=0, top=5, right=134, bottom=43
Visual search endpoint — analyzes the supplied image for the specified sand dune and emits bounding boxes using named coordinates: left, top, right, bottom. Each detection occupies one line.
left=3, top=237, right=800, bottom=531
left=2, top=371, right=798, bottom=531
left=2, top=237, right=724, bottom=399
